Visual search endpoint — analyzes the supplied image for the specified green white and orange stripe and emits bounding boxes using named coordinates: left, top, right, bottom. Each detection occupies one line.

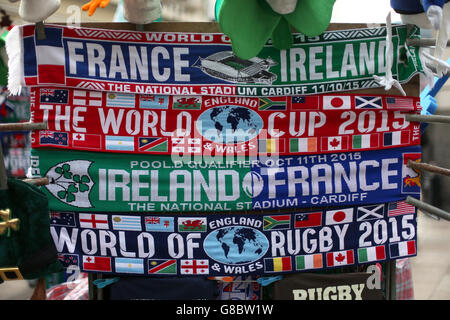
left=296, top=254, right=323, bottom=270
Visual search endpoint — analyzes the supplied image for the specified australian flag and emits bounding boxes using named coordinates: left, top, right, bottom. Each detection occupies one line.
left=50, top=212, right=76, bottom=227
left=39, top=131, right=68, bottom=146
left=39, top=88, right=69, bottom=104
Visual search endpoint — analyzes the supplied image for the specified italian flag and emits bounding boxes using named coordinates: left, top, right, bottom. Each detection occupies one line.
left=296, top=254, right=323, bottom=270
left=352, top=133, right=379, bottom=149
left=358, top=245, right=386, bottom=262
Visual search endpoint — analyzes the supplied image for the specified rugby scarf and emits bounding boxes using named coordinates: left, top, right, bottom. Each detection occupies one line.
left=30, top=146, right=421, bottom=213
left=7, top=23, right=423, bottom=97
left=30, top=87, right=421, bottom=156
left=272, top=272, right=383, bottom=300
left=50, top=201, right=418, bottom=276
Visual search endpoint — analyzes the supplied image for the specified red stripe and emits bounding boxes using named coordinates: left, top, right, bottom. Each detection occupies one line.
left=282, top=257, right=291, bottom=270
left=38, top=65, right=65, bottom=85
left=347, top=250, right=354, bottom=264
left=401, top=130, right=410, bottom=144
left=272, top=215, right=290, bottom=222
left=25, top=76, right=38, bottom=86
left=370, top=133, right=379, bottom=148
left=376, top=246, right=386, bottom=259
left=407, top=241, right=416, bottom=255
left=148, top=260, right=176, bottom=274
left=326, top=252, right=334, bottom=267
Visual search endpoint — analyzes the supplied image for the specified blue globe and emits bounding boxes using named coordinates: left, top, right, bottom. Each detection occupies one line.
left=196, top=105, right=263, bottom=144
left=203, top=226, right=269, bottom=265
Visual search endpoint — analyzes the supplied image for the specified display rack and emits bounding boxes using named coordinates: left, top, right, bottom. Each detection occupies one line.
left=1, top=20, right=449, bottom=301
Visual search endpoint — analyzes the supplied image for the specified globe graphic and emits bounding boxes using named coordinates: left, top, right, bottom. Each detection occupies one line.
left=203, top=226, right=269, bottom=265
left=196, top=105, right=263, bottom=144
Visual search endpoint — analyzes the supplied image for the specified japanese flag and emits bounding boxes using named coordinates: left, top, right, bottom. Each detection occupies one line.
left=323, top=96, right=352, bottom=110
left=325, top=208, right=353, bottom=225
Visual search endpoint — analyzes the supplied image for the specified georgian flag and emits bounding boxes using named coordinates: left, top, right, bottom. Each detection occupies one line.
left=35, top=27, right=66, bottom=85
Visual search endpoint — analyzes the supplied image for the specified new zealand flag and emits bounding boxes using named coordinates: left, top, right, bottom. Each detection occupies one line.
left=39, top=131, right=68, bottom=146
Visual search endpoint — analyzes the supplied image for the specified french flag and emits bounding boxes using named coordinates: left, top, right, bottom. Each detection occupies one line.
left=35, top=27, right=66, bottom=85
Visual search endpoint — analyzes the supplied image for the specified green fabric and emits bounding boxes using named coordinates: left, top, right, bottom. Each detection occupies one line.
left=0, top=31, right=7, bottom=86
left=218, top=0, right=336, bottom=59
left=284, top=0, right=336, bottom=36
left=0, top=178, right=63, bottom=283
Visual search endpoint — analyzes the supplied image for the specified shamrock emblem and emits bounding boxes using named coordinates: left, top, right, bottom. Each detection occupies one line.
left=217, top=0, right=337, bottom=59
left=45, top=160, right=94, bottom=208
left=54, top=164, right=91, bottom=203
left=55, top=164, right=72, bottom=179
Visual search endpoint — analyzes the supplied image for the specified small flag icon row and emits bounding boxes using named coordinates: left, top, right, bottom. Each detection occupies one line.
left=81, top=256, right=210, bottom=275
left=80, top=241, right=416, bottom=275
left=289, top=95, right=418, bottom=111
left=54, top=213, right=210, bottom=233
left=287, top=131, right=411, bottom=153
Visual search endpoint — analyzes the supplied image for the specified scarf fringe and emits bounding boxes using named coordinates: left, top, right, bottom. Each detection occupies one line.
left=373, top=12, right=406, bottom=96
left=5, top=26, right=24, bottom=96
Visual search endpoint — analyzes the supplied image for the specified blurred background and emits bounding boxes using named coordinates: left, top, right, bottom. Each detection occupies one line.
left=0, top=0, right=448, bottom=300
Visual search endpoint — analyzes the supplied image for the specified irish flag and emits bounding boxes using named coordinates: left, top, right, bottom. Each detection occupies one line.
left=289, top=137, right=317, bottom=153
left=358, top=245, right=386, bottom=263
left=296, top=254, right=323, bottom=270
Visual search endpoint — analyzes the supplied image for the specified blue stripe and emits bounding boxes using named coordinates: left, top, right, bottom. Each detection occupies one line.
left=389, top=243, right=400, bottom=257
left=35, top=27, right=63, bottom=47
left=23, top=37, right=37, bottom=76
left=106, top=136, right=134, bottom=142
left=383, top=132, right=393, bottom=146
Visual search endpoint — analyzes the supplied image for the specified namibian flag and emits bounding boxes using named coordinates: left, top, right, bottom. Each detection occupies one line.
left=148, top=259, right=177, bottom=274
left=138, top=137, right=168, bottom=152
left=264, top=257, right=292, bottom=272
left=263, top=215, right=290, bottom=230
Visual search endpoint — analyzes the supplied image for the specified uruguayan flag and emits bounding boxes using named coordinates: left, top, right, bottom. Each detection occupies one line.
left=112, top=215, right=142, bottom=231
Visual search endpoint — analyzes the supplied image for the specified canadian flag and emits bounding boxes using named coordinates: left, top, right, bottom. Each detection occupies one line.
left=321, top=136, right=348, bottom=151
left=326, top=250, right=354, bottom=267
